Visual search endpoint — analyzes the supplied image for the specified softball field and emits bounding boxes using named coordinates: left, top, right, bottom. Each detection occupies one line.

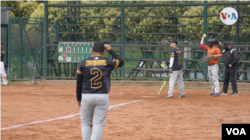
left=1, top=81, right=250, bottom=140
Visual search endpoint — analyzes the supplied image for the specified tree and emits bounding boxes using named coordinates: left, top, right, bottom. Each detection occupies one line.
left=28, top=1, right=250, bottom=43
left=178, top=5, right=250, bottom=43
left=1, top=1, right=38, bottom=17
left=19, top=1, right=39, bottom=17
left=1, top=1, right=20, bottom=17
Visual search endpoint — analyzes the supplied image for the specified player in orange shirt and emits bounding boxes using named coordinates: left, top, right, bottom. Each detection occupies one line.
left=200, top=36, right=223, bottom=97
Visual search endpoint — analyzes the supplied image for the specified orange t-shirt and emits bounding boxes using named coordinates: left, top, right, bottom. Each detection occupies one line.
left=200, top=44, right=222, bottom=65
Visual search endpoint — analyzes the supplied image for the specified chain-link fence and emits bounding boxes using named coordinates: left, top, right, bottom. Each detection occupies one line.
left=8, top=1, right=250, bottom=81
left=8, top=17, right=44, bottom=81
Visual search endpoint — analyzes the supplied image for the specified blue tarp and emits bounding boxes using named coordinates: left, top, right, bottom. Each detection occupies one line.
left=1, top=7, right=11, bottom=11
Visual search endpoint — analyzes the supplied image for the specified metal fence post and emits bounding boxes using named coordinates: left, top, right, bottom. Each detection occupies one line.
left=20, top=19, right=24, bottom=79
left=121, top=1, right=125, bottom=80
left=203, top=0, right=208, bottom=81
left=7, top=18, right=12, bottom=81
left=236, top=1, right=239, bottom=44
left=43, top=1, right=48, bottom=80
left=40, top=19, right=44, bottom=76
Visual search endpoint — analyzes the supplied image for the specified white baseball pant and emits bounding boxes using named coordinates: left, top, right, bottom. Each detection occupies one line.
left=208, top=64, right=220, bottom=93
left=81, top=94, right=109, bottom=140
left=167, top=69, right=185, bottom=97
left=0, top=62, right=7, bottom=83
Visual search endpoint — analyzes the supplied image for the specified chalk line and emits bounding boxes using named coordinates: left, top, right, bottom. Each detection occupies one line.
left=1, top=100, right=141, bottom=130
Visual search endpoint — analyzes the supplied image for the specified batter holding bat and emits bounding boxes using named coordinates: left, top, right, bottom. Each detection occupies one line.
left=76, top=42, right=124, bottom=140
left=200, top=35, right=223, bottom=97
left=165, top=39, right=185, bottom=98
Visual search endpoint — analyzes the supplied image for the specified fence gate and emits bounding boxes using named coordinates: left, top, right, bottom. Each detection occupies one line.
left=8, top=18, right=44, bottom=81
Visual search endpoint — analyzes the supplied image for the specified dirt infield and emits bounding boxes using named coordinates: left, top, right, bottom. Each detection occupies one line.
left=1, top=83, right=250, bottom=140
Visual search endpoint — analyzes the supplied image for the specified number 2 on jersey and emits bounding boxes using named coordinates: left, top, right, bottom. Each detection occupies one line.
left=90, top=68, right=102, bottom=88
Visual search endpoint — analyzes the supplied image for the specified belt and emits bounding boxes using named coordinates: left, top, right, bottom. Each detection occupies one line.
left=208, top=63, right=215, bottom=66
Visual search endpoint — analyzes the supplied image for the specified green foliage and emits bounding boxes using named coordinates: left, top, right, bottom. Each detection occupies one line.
left=24, top=1, right=250, bottom=43
left=20, top=1, right=39, bottom=17
left=1, top=1, right=20, bottom=17
left=1, top=1, right=38, bottom=17
left=29, top=3, right=44, bottom=18
left=30, top=1, right=65, bottom=22
left=179, top=5, right=250, bottom=41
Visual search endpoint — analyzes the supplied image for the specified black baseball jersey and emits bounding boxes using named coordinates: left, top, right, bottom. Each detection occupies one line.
left=170, top=47, right=183, bottom=71
left=76, top=49, right=124, bottom=101
left=1, top=48, right=5, bottom=62
left=222, top=49, right=239, bottom=68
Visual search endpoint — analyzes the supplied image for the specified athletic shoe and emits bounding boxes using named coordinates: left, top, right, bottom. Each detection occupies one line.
left=179, top=95, right=185, bottom=98
left=219, top=91, right=227, bottom=95
left=209, top=93, right=214, bottom=96
left=3, top=83, right=8, bottom=86
left=230, top=92, right=238, bottom=96
left=1, top=82, right=4, bottom=84
left=212, top=93, right=220, bottom=97
left=165, top=95, right=172, bottom=98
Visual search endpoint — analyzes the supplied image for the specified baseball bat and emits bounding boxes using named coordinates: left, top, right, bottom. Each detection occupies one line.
left=158, top=73, right=171, bottom=95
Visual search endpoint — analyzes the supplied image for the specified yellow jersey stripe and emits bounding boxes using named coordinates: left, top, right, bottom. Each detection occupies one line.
left=114, top=59, right=119, bottom=69
left=76, top=69, right=83, bottom=74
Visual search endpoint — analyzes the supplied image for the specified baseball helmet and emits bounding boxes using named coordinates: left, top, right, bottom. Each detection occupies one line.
left=207, top=38, right=218, bottom=47
left=224, top=41, right=233, bottom=50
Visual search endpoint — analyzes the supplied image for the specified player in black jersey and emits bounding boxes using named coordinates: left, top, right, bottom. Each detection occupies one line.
left=165, top=39, right=185, bottom=98
left=76, top=41, right=124, bottom=140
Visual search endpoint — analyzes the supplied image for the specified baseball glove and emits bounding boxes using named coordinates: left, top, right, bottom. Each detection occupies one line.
left=202, top=55, right=214, bottom=63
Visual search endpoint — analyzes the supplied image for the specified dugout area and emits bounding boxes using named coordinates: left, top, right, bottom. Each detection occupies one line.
left=1, top=81, right=250, bottom=139
left=7, top=1, right=250, bottom=82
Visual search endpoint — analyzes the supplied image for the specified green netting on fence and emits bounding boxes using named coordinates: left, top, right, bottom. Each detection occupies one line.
left=9, top=18, right=44, bottom=80
left=8, top=1, right=250, bottom=81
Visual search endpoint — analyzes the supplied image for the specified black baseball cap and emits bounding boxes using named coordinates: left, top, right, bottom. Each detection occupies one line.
left=170, top=39, right=178, bottom=44
left=93, top=41, right=105, bottom=52
left=224, top=41, right=233, bottom=46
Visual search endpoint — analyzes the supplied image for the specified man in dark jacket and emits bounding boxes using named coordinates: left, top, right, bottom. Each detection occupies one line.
left=220, top=41, right=239, bottom=96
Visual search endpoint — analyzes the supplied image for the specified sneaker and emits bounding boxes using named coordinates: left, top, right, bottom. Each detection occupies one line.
left=179, top=95, right=185, bottom=98
left=230, top=92, right=238, bottom=96
left=165, top=95, right=172, bottom=98
left=1, top=82, right=4, bottom=85
left=220, top=91, right=227, bottom=95
left=212, top=93, right=220, bottom=97
left=209, top=93, right=214, bottom=96
left=3, top=83, right=8, bottom=86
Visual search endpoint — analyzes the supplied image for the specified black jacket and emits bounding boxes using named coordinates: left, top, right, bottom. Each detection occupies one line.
left=222, top=48, right=239, bottom=68
left=1, top=48, right=5, bottom=62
